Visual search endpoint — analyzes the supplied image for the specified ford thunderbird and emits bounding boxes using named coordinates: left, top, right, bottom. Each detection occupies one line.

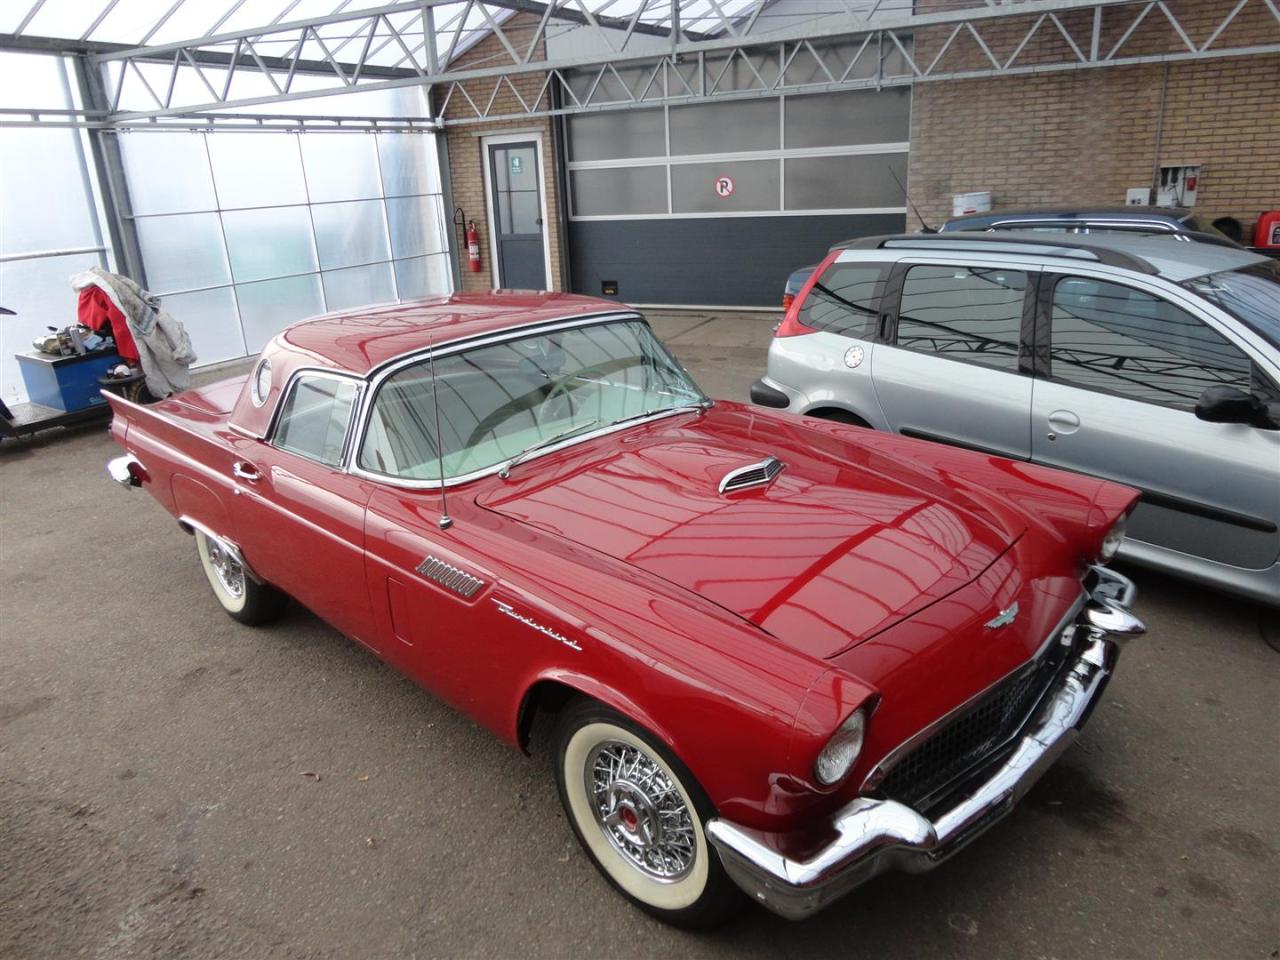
left=105, top=292, right=1146, bottom=926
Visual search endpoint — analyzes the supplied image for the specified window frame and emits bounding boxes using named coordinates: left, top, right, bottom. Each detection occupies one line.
left=1037, top=271, right=1270, bottom=413
left=799, top=261, right=891, bottom=342
left=347, top=310, right=702, bottom=490
left=882, top=259, right=1039, bottom=376
left=266, top=368, right=365, bottom=469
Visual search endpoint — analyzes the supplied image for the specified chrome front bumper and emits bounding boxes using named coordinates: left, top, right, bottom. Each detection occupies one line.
left=706, top=567, right=1144, bottom=921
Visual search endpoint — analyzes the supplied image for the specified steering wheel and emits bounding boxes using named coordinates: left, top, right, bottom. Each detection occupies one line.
left=539, top=366, right=610, bottom=427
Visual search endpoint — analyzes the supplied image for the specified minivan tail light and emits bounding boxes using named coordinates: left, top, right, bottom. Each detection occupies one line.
left=781, top=292, right=795, bottom=312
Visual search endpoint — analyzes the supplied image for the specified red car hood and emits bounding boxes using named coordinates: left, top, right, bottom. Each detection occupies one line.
left=477, top=409, right=1025, bottom=659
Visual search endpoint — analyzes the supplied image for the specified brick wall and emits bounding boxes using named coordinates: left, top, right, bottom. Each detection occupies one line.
left=433, top=15, right=563, bottom=293
left=907, top=0, right=1280, bottom=235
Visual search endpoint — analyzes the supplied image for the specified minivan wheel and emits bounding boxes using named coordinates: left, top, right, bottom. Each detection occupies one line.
left=554, top=700, right=741, bottom=928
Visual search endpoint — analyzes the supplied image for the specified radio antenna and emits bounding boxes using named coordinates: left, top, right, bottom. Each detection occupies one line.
left=889, top=166, right=936, bottom=233
left=427, top=336, right=453, bottom=530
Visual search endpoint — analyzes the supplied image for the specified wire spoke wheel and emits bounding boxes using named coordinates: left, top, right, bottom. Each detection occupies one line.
left=587, top=740, right=697, bottom=882
left=205, top=539, right=245, bottom=599
left=555, top=703, right=740, bottom=927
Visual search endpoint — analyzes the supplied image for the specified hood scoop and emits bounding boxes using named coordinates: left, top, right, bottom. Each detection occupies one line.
left=719, top=456, right=784, bottom=494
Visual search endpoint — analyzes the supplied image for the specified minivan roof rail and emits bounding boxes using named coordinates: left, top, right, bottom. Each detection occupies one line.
left=835, top=233, right=1160, bottom=275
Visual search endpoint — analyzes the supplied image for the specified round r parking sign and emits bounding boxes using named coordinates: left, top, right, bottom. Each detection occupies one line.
left=714, top=176, right=735, bottom=198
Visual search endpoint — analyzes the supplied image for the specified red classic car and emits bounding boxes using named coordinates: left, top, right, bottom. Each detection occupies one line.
left=105, top=291, right=1145, bottom=926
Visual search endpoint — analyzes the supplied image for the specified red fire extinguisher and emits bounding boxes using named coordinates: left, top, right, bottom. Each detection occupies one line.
left=466, top=220, right=482, bottom=273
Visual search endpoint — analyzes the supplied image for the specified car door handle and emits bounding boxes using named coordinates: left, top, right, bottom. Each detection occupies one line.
left=232, top=461, right=261, bottom=482
left=1046, top=410, right=1080, bottom=441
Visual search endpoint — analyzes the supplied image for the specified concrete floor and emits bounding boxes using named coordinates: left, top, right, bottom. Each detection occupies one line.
left=1, top=310, right=1276, bottom=960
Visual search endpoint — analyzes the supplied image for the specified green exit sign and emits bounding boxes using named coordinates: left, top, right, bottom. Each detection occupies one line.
left=510, top=156, right=523, bottom=175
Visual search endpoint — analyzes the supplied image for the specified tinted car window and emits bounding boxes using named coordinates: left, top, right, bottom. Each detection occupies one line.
left=274, top=376, right=358, bottom=466
left=895, top=265, right=1026, bottom=372
left=799, top=263, right=883, bottom=339
left=1049, top=277, right=1253, bottom=410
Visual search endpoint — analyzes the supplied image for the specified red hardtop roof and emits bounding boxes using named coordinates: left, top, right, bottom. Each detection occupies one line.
left=278, top=291, right=632, bottom=375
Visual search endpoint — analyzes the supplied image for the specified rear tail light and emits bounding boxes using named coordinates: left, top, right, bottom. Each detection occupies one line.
left=781, top=292, right=795, bottom=312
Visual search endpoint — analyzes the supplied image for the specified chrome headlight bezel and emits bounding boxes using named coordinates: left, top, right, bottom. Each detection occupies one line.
left=814, top=708, right=867, bottom=786
left=1099, top=514, right=1127, bottom=563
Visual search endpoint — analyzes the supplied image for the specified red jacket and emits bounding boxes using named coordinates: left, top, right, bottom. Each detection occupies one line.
left=78, top=286, right=139, bottom=363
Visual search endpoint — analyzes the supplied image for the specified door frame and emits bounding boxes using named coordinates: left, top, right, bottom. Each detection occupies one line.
left=480, top=131, right=553, bottom=289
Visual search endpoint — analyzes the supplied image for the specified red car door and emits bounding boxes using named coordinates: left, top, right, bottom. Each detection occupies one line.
left=229, top=372, right=381, bottom=650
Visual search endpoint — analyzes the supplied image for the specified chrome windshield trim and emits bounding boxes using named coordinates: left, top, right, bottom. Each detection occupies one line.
left=348, top=402, right=710, bottom=490
left=347, top=311, right=709, bottom=490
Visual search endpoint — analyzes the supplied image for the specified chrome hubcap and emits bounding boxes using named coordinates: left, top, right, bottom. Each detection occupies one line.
left=206, top=540, right=245, bottom=599
left=586, top=740, right=696, bottom=881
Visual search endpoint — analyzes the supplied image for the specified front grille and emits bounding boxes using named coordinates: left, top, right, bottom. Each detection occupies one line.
left=876, top=644, right=1069, bottom=811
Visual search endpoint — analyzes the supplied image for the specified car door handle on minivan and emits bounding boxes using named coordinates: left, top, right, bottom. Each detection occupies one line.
left=1046, top=410, right=1080, bottom=441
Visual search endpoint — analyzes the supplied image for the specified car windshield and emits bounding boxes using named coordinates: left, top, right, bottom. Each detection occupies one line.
left=1183, top=261, right=1280, bottom=349
left=358, top=319, right=707, bottom=483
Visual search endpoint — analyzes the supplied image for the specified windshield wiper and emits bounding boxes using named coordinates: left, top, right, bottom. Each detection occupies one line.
left=609, top=400, right=712, bottom=429
left=497, top=419, right=602, bottom=479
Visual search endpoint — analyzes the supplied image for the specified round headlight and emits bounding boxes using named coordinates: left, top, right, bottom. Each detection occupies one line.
left=1100, top=515, right=1127, bottom=563
left=814, top=708, right=866, bottom=786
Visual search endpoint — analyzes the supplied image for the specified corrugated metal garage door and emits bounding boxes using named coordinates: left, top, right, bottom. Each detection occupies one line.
left=563, top=84, right=911, bottom=307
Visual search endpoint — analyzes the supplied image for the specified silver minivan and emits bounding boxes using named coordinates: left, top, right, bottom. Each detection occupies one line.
left=752, top=233, right=1280, bottom=605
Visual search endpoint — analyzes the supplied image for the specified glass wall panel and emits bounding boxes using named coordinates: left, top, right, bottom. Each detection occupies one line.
left=672, top=160, right=779, bottom=213
left=206, top=133, right=308, bottom=209
left=135, top=213, right=231, bottom=292
left=568, top=109, right=665, bottom=162
left=301, top=135, right=382, bottom=203
left=669, top=99, right=779, bottom=155
left=377, top=133, right=441, bottom=197
left=394, top=255, right=452, bottom=300
left=119, top=132, right=218, bottom=215
left=222, top=206, right=318, bottom=284
left=237, top=274, right=325, bottom=353
left=785, top=88, right=911, bottom=148
left=570, top=167, right=667, bottom=217
left=311, top=200, right=392, bottom=270
left=322, top=263, right=397, bottom=312
left=386, top=195, right=446, bottom=259
left=162, top=286, right=245, bottom=366
left=784, top=153, right=907, bottom=210
left=0, top=128, right=101, bottom=255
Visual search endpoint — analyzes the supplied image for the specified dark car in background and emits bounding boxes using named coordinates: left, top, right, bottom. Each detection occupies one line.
left=940, top=206, right=1243, bottom=247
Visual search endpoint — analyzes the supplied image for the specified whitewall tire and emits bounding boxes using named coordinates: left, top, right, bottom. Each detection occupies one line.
left=194, top=530, right=285, bottom=625
left=554, top=701, right=739, bottom=927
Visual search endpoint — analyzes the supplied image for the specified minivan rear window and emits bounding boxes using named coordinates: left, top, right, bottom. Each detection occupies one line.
left=798, top=263, right=885, bottom=339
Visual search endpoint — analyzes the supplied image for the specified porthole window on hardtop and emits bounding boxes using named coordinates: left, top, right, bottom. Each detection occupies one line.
left=798, top=263, right=886, bottom=340
left=1048, top=277, right=1253, bottom=411
left=895, top=265, right=1027, bottom=372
